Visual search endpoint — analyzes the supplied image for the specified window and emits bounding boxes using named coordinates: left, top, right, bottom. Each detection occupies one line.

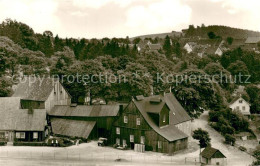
left=158, top=141, right=162, bottom=149
left=124, top=116, right=128, bottom=123
left=16, top=132, right=20, bottom=139
left=130, top=135, right=134, bottom=142
left=242, top=106, right=246, bottom=111
left=116, top=138, right=120, bottom=145
left=123, top=140, right=127, bottom=146
left=116, top=127, right=120, bottom=135
left=0, top=132, right=4, bottom=138
left=236, top=106, right=240, bottom=110
left=239, top=100, right=243, bottom=103
left=140, top=136, right=145, bottom=144
left=163, top=115, right=166, bottom=123
left=33, top=132, right=38, bottom=139
left=136, top=118, right=141, bottom=125
left=20, top=132, right=25, bottom=139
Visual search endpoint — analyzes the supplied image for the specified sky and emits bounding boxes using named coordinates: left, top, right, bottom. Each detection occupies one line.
left=0, top=0, right=260, bottom=39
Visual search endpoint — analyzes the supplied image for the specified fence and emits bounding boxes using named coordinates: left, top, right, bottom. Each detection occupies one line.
left=0, top=150, right=199, bottom=165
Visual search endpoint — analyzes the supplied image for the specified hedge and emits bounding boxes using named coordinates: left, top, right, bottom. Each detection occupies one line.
left=13, top=142, right=47, bottom=146
left=0, top=142, right=7, bottom=146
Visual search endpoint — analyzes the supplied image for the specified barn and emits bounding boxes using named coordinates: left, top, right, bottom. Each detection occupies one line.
left=48, top=104, right=121, bottom=142
left=112, top=93, right=192, bottom=154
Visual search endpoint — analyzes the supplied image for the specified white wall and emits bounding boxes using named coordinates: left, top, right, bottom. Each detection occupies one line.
left=184, top=44, right=192, bottom=53
left=45, top=82, right=71, bottom=113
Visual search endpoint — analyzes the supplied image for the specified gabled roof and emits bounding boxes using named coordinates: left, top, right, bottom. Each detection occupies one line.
left=0, top=97, right=46, bottom=131
left=201, top=147, right=226, bottom=159
left=133, top=93, right=191, bottom=142
left=51, top=118, right=96, bottom=139
left=245, top=37, right=260, bottom=44
left=49, top=105, right=120, bottom=117
left=12, top=76, right=69, bottom=101
left=229, top=96, right=250, bottom=106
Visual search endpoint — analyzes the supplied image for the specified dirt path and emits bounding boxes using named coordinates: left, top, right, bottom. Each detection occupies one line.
left=191, top=111, right=255, bottom=166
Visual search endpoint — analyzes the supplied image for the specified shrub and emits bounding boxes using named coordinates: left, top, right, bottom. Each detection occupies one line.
left=0, top=142, right=7, bottom=146
left=113, top=144, right=119, bottom=148
left=145, top=145, right=153, bottom=151
left=221, top=125, right=235, bottom=135
left=224, top=134, right=236, bottom=145
left=13, top=142, right=46, bottom=146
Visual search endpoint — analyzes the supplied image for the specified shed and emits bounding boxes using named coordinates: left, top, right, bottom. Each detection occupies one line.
left=201, top=147, right=226, bottom=165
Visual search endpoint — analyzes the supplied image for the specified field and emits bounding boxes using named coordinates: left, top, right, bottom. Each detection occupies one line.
left=0, top=111, right=256, bottom=166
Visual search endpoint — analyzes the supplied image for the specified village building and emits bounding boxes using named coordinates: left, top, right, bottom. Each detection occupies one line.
left=201, top=146, right=226, bottom=166
left=0, top=97, right=47, bottom=143
left=234, top=132, right=254, bottom=141
left=229, top=96, right=251, bottom=116
left=12, top=76, right=71, bottom=113
left=48, top=104, right=122, bottom=143
left=112, top=93, right=192, bottom=154
left=137, top=40, right=162, bottom=53
left=183, top=42, right=196, bottom=53
left=245, top=37, right=260, bottom=47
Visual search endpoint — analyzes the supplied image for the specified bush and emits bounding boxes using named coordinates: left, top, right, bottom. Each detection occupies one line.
left=221, top=125, right=235, bottom=135
left=0, top=142, right=7, bottom=146
left=224, top=134, right=236, bottom=145
left=113, top=144, right=119, bottom=148
left=253, top=149, right=260, bottom=160
left=145, top=145, right=153, bottom=151
left=13, top=142, right=46, bottom=146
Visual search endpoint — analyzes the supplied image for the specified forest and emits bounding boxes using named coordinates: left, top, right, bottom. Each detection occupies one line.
left=0, top=19, right=260, bottom=119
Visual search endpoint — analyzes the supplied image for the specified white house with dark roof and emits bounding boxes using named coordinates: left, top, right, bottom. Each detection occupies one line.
left=229, top=96, right=251, bottom=116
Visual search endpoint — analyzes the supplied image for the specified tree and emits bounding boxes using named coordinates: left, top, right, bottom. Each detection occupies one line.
left=163, top=35, right=172, bottom=59
left=208, top=31, right=216, bottom=39
left=193, top=128, right=211, bottom=162
left=224, top=134, right=236, bottom=145
left=226, top=37, right=234, bottom=45
left=258, top=41, right=260, bottom=49
left=0, top=77, right=12, bottom=97
left=246, top=85, right=260, bottom=114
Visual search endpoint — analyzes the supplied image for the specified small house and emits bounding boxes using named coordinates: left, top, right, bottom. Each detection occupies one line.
left=201, top=147, right=226, bottom=165
left=229, top=96, right=251, bottom=116
left=234, top=132, right=253, bottom=141
left=0, top=97, right=47, bottom=143
left=112, top=93, right=192, bottom=154
left=184, top=42, right=197, bottom=53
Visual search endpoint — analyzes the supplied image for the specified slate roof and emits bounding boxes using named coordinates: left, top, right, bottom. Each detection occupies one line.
left=0, top=97, right=46, bottom=131
left=245, top=37, right=260, bottom=44
left=201, top=147, right=226, bottom=159
left=49, top=105, right=120, bottom=117
left=12, top=76, right=58, bottom=101
left=51, top=118, right=96, bottom=139
left=133, top=93, right=191, bottom=142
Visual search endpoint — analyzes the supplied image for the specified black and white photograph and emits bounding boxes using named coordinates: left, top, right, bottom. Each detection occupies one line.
left=0, top=0, right=260, bottom=165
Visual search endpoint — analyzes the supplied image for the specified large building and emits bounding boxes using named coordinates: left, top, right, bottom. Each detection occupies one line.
left=112, top=93, right=192, bottom=154
left=229, top=96, right=251, bottom=116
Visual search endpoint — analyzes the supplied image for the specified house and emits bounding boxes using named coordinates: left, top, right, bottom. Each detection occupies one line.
left=245, top=37, right=260, bottom=46
left=0, top=97, right=47, bottom=143
left=49, top=104, right=122, bottom=142
left=147, top=44, right=162, bottom=52
left=184, top=42, right=197, bottom=53
left=201, top=146, right=226, bottom=166
left=12, top=76, right=71, bottom=113
left=112, top=93, right=192, bottom=154
left=229, top=96, right=251, bottom=116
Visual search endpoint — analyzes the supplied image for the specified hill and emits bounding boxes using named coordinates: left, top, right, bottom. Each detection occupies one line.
left=131, top=31, right=182, bottom=40
left=183, top=25, right=260, bottom=39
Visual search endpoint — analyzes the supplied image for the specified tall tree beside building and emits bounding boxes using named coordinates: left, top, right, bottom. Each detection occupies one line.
left=163, top=35, right=172, bottom=59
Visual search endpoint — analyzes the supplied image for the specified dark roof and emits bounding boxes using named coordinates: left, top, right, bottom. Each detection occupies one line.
left=51, top=118, right=96, bottom=139
left=201, top=147, right=226, bottom=159
left=229, top=96, right=250, bottom=106
left=133, top=93, right=191, bottom=142
left=0, top=97, right=46, bottom=131
left=12, top=76, right=63, bottom=101
left=245, top=37, right=260, bottom=44
left=49, top=105, right=120, bottom=117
